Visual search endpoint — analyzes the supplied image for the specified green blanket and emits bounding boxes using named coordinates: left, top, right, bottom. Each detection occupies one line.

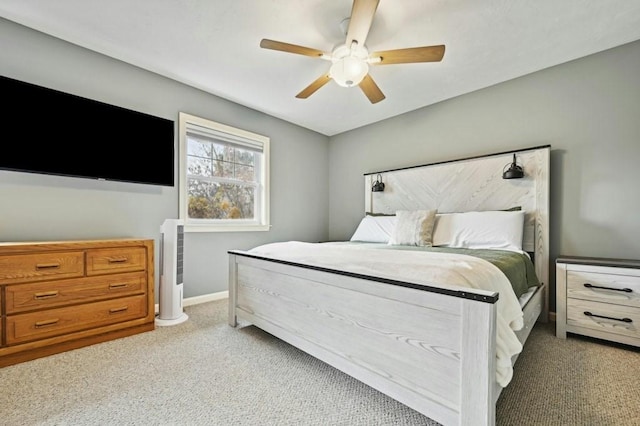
left=424, top=247, right=539, bottom=298
left=328, top=243, right=539, bottom=299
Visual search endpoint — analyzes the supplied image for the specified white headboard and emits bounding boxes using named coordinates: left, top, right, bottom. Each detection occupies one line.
left=364, top=146, right=550, bottom=317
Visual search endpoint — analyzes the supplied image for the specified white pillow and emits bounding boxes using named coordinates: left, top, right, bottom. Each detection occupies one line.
left=350, top=215, right=397, bottom=243
left=388, top=209, right=437, bottom=247
left=432, top=210, right=525, bottom=252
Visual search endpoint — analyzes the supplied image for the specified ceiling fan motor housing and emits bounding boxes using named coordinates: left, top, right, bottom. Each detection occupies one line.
left=330, top=43, right=369, bottom=87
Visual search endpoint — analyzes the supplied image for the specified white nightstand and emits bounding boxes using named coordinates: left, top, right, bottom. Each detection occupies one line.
left=556, top=256, right=640, bottom=347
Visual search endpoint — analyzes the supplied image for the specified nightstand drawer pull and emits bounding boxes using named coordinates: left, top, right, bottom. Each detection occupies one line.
left=35, top=318, right=60, bottom=328
left=109, top=306, right=129, bottom=314
left=108, top=257, right=128, bottom=264
left=584, top=283, right=632, bottom=293
left=34, top=290, right=59, bottom=300
left=584, top=311, right=632, bottom=323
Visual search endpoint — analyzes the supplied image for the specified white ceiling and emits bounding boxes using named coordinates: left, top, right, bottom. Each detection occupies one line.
left=2, top=0, right=640, bottom=136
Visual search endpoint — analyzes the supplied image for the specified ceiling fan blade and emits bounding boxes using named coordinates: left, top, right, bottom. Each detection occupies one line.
left=346, top=0, right=379, bottom=46
left=260, top=39, right=325, bottom=58
left=371, top=45, right=446, bottom=65
left=296, top=74, right=332, bottom=99
left=359, top=74, right=385, bottom=104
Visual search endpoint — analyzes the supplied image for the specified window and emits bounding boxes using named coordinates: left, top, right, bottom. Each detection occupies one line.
left=179, top=112, right=270, bottom=232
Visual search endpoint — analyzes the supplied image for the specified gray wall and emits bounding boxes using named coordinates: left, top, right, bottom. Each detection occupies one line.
left=0, top=18, right=330, bottom=298
left=3, top=16, right=639, bottom=312
left=328, top=39, right=640, bottom=312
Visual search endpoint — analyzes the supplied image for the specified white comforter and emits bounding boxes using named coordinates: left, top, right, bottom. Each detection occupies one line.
left=248, top=241, right=524, bottom=387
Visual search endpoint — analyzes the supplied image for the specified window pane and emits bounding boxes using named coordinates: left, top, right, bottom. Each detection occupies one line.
left=235, top=164, right=254, bottom=182
left=187, top=178, right=255, bottom=220
left=213, top=159, right=234, bottom=178
left=235, top=148, right=255, bottom=166
left=211, top=143, right=234, bottom=162
left=187, top=156, right=213, bottom=178
left=187, top=138, right=211, bottom=158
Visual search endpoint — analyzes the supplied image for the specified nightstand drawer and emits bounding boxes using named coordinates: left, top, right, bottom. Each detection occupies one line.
left=567, top=271, right=640, bottom=308
left=567, top=298, right=639, bottom=340
left=0, top=252, right=84, bottom=285
left=5, top=271, right=147, bottom=314
left=86, top=247, right=146, bottom=276
left=5, top=294, right=148, bottom=345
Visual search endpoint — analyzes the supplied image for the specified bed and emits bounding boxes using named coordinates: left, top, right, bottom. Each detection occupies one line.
left=228, top=146, right=550, bottom=426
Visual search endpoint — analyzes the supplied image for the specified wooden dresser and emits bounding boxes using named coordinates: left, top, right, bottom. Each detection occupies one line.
left=556, top=256, right=640, bottom=347
left=0, top=238, right=155, bottom=367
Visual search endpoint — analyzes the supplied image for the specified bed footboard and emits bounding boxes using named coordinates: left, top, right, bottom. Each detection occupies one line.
left=229, top=252, right=499, bottom=426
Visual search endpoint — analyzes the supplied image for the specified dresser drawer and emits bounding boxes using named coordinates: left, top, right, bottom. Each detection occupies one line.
left=5, top=294, right=148, bottom=345
left=567, top=298, right=639, bottom=340
left=567, top=271, right=640, bottom=308
left=86, top=247, right=146, bottom=276
left=5, top=271, right=147, bottom=314
left=0, top=251, right=84, bottom=285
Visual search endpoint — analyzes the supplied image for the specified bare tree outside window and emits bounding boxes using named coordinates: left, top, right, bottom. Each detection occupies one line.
left=187, top=138, right=257, bottom=220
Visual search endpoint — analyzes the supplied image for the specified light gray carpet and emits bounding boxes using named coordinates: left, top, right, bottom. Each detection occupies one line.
left=1, top=300, right=638, bottom=426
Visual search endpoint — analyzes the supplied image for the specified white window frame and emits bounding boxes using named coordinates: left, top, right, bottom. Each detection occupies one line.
left=179, top=112, right=270, bottom=232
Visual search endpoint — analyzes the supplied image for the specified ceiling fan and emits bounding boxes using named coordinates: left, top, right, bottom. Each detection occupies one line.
left=259, top=0, right=445, bottom=104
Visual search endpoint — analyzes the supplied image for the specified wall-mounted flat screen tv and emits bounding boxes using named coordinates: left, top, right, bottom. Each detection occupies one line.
left=0, top=75, right=175, bottom=186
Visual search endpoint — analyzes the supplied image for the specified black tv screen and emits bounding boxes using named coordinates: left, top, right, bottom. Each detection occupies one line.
left=0, top=75, right=175, bottom=186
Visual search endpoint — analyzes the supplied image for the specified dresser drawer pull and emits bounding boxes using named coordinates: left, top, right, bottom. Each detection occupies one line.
left=584, top=311, right=632, bottom=323
left=35, top=318, right=60, bottom=328
left=107, top=257, right=128, bottom=264
left=35, top=262, right=61, bottom=270
left=109, top=306, right=129, bottom=314
left=109, top=283, right=129, bottom=289
left=584, top=283, right=632, bottom=293
left=34, top=290, right=59, bottom=300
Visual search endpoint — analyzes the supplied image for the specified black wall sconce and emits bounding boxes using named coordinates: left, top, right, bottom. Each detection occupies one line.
left=502, top=154, right=524, bottom=179
left=372, top=174, right=385, bottom=192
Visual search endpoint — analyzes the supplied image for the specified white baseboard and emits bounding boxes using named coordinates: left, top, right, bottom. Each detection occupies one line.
left=184, top=291, right=229, bottom=306
left=155, top=291, right=228, bottom=314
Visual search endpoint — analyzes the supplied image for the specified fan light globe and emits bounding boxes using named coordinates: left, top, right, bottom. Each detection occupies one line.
left=330, top=57, right=369, bottom=87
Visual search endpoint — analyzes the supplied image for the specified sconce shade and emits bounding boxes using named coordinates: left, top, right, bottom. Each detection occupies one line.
left=502, top=154, right=524, bottom=179
left=372, top=174, right=385, bottom=192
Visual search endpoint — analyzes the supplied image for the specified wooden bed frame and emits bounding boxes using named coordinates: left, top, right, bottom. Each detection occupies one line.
left=228, top=146, right=550, bottom=426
